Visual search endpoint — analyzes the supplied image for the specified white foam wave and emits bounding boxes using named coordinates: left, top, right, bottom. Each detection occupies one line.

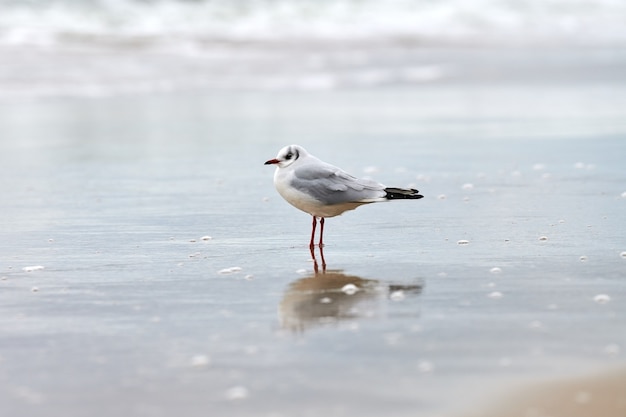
left=1, top=0, right=626, bottom=48
left=1, top=0, right=625, bottom=98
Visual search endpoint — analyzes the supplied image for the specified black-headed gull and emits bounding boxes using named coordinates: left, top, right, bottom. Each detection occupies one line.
left=265, top=145, right=423, bottom=248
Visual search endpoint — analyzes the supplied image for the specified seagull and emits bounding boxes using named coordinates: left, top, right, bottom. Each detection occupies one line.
left=264, top=145, right=423, bottom=248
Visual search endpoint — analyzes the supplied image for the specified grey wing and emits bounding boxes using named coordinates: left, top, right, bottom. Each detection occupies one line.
left=291, top=161, right=386, bottom=205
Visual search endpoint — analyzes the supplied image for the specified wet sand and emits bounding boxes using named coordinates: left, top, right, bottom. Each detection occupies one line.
left=1, top=49, right=626, bottom=417
left=464, top=367, right=626, bottom=417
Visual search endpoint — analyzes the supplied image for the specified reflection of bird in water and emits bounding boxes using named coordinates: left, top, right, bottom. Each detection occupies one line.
left=279, top=269, right=423, bottom=332
left=310, top=244, right=326, bottom=273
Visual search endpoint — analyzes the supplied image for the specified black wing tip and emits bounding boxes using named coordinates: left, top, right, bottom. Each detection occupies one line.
left=384, top=188, right=424, bottom=200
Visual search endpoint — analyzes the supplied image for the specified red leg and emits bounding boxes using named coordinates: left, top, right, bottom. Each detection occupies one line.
left=310, top=244, right=319, bottom=274
left=310, top=239, right=326, bottom=274
left=309, top=216, right=317, bottom=249
left=318, top=217, right=325, bottom=248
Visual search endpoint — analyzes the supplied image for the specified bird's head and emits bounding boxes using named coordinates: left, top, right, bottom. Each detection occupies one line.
left=264, top=145, right=306, bottom=168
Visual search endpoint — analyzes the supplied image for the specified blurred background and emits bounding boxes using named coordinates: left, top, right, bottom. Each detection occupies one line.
left=1, top=0, right=626, bottom=97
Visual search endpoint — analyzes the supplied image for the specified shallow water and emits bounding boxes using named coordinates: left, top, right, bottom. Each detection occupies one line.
left=1, top=50, right=626, bottom=416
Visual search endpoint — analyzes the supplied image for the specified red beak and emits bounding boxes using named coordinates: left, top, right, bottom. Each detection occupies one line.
left=264, top=158, right=280, bottom=165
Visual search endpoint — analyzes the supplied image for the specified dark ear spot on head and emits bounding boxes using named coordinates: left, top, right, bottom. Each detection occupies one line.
left=285, top=147, right=299, bottom=161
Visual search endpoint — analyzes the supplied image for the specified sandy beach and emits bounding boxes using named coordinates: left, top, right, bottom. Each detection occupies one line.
left=1, top=1, right=626, bottom=415
left=1, top=77, right=625, bottom=416
left=463, top=367, right=626, bottom=417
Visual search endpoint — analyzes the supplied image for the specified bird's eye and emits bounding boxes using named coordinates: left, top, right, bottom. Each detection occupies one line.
left=285, top=152, right=293, bottom=159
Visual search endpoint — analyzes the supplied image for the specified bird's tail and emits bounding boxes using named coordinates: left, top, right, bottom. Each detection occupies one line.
left=384, top=187, right=424, bottom=200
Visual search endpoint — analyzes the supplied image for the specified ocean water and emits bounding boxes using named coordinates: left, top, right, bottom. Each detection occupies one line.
left=1, top=0, right=626, bottom=98
left=1, top=86, right=626, bottom=416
